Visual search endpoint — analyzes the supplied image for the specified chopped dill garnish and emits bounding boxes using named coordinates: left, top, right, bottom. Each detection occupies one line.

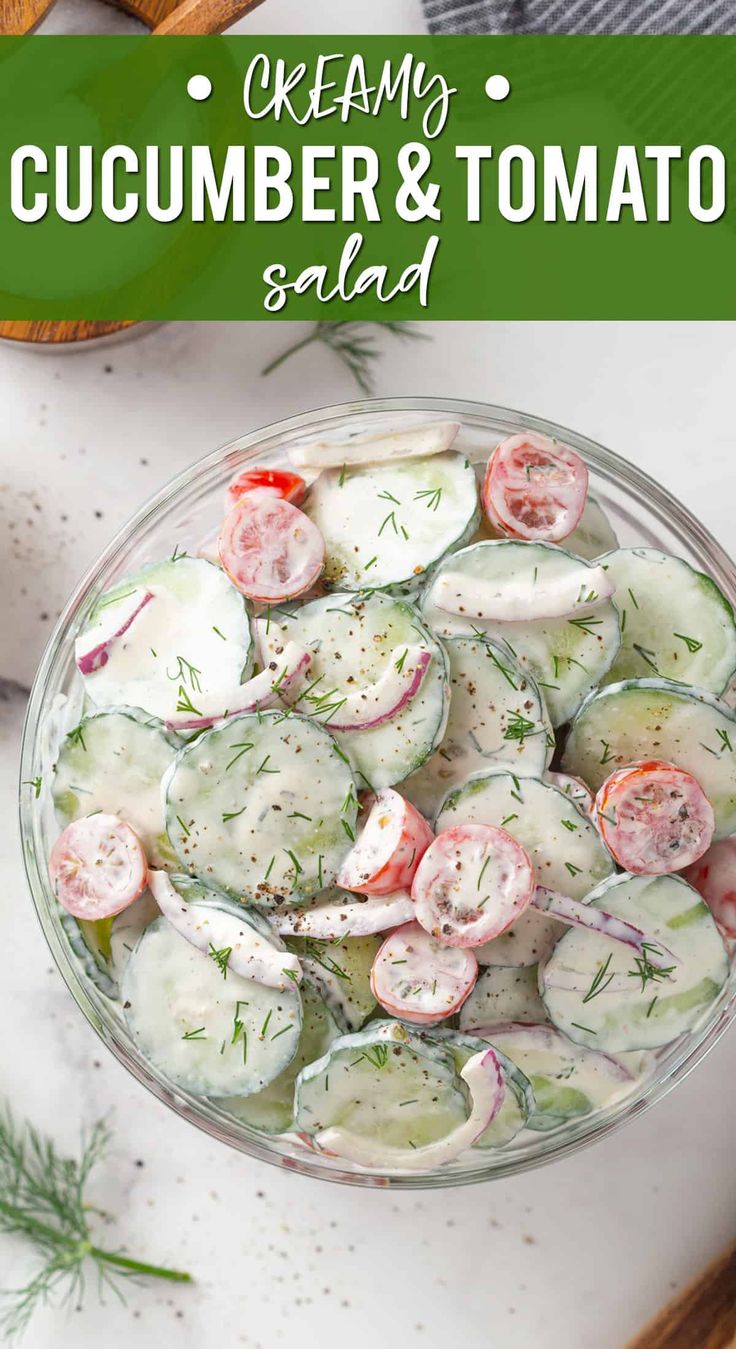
left=674, top=632, right=703, bottom=654
left=582, top=953, right=614, bottom=1004
left=208, top=944, right=232, bottom=979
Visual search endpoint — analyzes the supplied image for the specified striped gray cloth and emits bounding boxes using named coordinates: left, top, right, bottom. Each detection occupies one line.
left=424, top=0, right=736, bottom=33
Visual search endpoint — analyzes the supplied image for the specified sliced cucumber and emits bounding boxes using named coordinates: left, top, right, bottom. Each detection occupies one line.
left=421, top=541, right=620, bottom=725
left=303, top=452, right=479, bottom=593
left=60, top=913, right=118, bottom=1000
left=459, top=966, right=548, bottom=1030
left=77, top=556, right=254, bottom=723
left=289, top=935, right=379, bottom=1032
left=539, top=872, right=730, bottom=1052
left=437, top=770, right=614, bottom=899
left=599, top=548, right=736, bottom=694
left=52, top=708, right=179, bottom=869
left=402, top=636, right=553, bottom=819
left=563, top=678, right=736, bottom=838
left=259, top=593, right=449, bottom=791
left=108, top=889, right=160, bottom=979
left=122, top=918, right=302, bottom=1097
left=425, top=1028, right=535, bottom=1149
left=219, top=985, right=341, bottom=1134
left=163, top=710, right=358, bottom=903
left=294, top=1021, right=469, bottom=1148
left=484, top=1023, right=634, bottom=1131
left=436, top=770, right=614, bottom=969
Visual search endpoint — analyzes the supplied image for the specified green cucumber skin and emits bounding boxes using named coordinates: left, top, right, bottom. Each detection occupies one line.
left=122, top=917, right=302, bottom=1098
left=60, top=913, right=118, bottom=1001
left=80, top=557, right=255, bottom=719
left=421, top=1028, right=535, bottom=1150
left=401, top=636, right=553, bottom=819
left=260, top=592, right=450, bottom=791
left=598, top=547, right=736, bottom=694
left=218, top=986, right=341, bottom=1134
left=562, top=677, right=736, bottom=839
left=52, top=706, right=181, bottom=870
left=420, top=539, right=622, bottom=726
left=539, top=871, right=730, bottom=1053
left=163, top=710, right=358, bottom=905
left=304, top=453, right=480, bottom=595
left=294, top=1021, right=468, bottom=1149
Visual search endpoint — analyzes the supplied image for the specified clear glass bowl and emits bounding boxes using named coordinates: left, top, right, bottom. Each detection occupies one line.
left=19, top=397, right=736, bottom=1189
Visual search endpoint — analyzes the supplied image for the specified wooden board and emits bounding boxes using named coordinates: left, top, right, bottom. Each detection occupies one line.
left=0, top=321, right=137, bottom=345
left=0, top=0, right=263, bottom=36
left=625, top=1242, right=736, bottom=1349
left=0, top=0, right=57, bottom=34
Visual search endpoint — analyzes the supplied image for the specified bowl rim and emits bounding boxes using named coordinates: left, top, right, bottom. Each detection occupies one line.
left=19, top=394, right=736, bottom=1189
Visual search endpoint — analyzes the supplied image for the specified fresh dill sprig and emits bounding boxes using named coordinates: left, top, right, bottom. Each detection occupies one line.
left=0, top=1111, right=191, bottom=1341
left=261, top=322, right=429, bottom=395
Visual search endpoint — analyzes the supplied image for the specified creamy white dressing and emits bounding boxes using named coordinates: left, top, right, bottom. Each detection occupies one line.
left=402, top=636, right=553, bottom=818
left=78, top=558, right=253, bottom=723
left=434, top=561, right=613, bottom=622
left=422, top=540, right=621, bottom=727
left=122, top=918, right=302, bottom=1097
left=289, top=419, right=460, bottom=469
left=304, top=452, right=478, bottom=592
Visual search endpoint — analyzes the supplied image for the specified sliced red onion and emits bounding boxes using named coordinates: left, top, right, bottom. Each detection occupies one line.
left=165, top=642, right=311, bottom=731
left=315, top=1046, right=505, bottom=1170
left=532, top=885, right=679, bottom=968
left=306, top=646, right=432, bottom=732
left=270, top=890, right=415, bottom=939
left=149, top=870, right=301, bottom=990
left=432, top=563, right=614, bottom=623
left=76, top=588, right=154, bottom=676
left=288, top=420, right=461, bottom=470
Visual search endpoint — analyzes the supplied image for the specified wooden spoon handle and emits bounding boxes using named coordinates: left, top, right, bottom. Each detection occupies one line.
left=625, top=1242, right=736, bottom=1349
left=153, top=0, right=267, bottom=33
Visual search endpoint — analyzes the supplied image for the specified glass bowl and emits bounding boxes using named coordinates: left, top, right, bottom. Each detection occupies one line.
left=19, top=397, right=736, bottom=1189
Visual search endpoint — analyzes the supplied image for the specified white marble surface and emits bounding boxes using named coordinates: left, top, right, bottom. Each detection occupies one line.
left=2, top=321, right=736, bottom=1349
left=3, top=4, right=736, bottom=1344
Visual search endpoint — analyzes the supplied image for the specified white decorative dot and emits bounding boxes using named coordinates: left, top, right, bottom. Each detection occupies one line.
left=187, top=74, right=212, bottom=102
left=485, top=74, right=510, bottom=101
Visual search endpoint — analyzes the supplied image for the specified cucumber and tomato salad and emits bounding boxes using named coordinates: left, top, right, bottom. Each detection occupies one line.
left=39, top=420, right=736, bottom=1173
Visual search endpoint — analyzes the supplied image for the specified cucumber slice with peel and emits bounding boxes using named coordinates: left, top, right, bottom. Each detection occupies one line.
left=599, top=548, right=736, bottom=694
left=436, top=771, right=615, bottom=967
left=219, top=985, right=341, bottom=1134
left=424, top=1028, right=535, bottom=1149
left=259, top=592, right=449, bottom=791
left=148, top=870, right=300, bottom=990
left=421, top=541, right=621, bottom=726
left=402, top=636, right=553, bottom=819
left=288, top=934, right=380, bottom=1032
left=294, top=1021, right=468, bottom=1149
left=480, top=1023, right=634, bottom=1131
left=539, top=872, right=730, bottom=1052
left=77, top=557, right=254, bottom=723
left=163, top=710, right=358, bottom=903
left=304, top=452, right=479, bottom=593
left=562, top=678, right=736, bottom=839
left=60, top=913, right=118, bottom=1000
left=52, top=707, right=180, bottom=870
left=122, top=918, right=302, bottom=1097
